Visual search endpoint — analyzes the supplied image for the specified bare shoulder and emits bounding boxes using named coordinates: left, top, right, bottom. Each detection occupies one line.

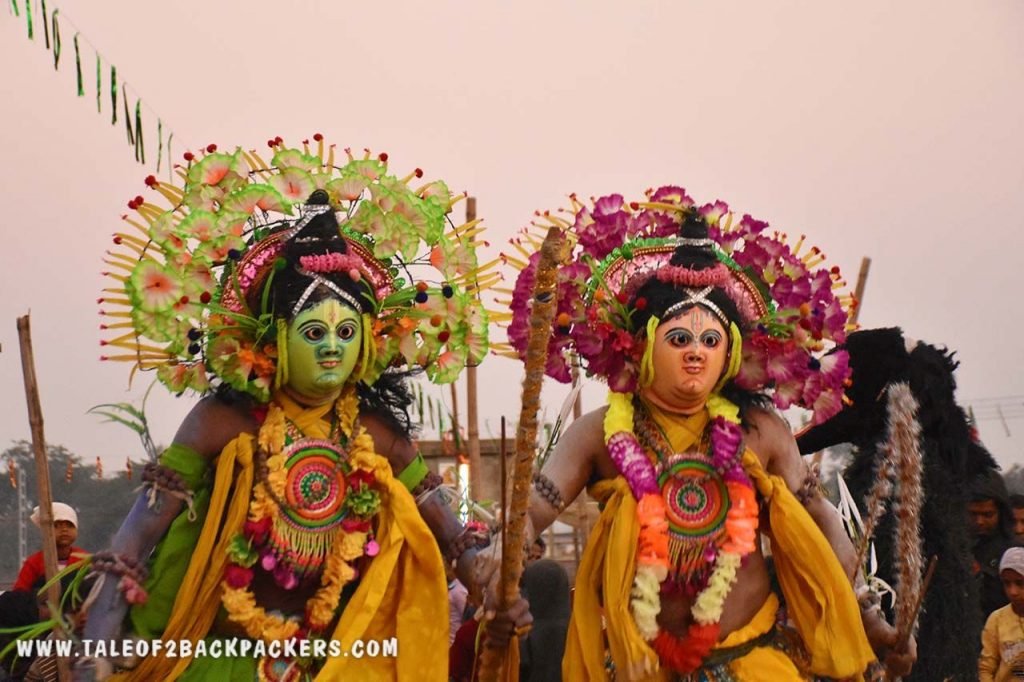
left=561, top=406, right=608, bottom=453
left=742, top=406, right=805, bottom=482
left=741, top=406, right=794, bottom=467
left=171, top=395, right=259, bottom=459
left=558, top=406, right=618, bottom=479
left=358, top=412, right=416, bottom=468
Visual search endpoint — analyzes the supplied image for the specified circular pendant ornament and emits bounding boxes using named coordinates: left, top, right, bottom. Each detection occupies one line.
left=281, top=439, right=351, bottom=530
left=658, top=453, right=730, bottom=580
left=258, top=655, right=303, bottom=682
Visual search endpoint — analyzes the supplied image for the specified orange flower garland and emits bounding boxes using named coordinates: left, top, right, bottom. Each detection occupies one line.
left=221, top=391, right=381, bottom=643
left=604, top=391, right=760, bottom=674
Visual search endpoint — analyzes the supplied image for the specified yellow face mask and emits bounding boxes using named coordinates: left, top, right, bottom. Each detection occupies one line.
left=642, top=306, right=729, bottom=413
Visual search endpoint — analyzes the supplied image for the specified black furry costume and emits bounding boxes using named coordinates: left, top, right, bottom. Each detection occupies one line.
left=798, top=327, right=998, bottom=682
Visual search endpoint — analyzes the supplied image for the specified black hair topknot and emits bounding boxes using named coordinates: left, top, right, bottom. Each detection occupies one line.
left=266, top=191, right=375, bottom=319
left=631, top=212, right=742, bottom=333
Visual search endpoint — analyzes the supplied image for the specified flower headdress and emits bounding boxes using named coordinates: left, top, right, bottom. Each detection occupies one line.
left=502, top=188, right=855, bottom=674
left=501, top=186, right=854, bottom=423
left=100, top=137, right=496, bottom=402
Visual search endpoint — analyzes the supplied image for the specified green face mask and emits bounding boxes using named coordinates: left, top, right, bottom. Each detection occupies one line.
left=285, top=299, right=362, bottom=403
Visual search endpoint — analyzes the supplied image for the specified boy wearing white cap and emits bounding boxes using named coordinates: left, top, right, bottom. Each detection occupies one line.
left=980, top=547, right=1024, bottom=680
left=12, top=502, right=87, bottom=592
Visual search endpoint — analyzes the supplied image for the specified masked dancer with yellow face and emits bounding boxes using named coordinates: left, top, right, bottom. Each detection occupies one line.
left=80, top=140, right=497, bottom=681
left=499, top=189, right=918, bottom=680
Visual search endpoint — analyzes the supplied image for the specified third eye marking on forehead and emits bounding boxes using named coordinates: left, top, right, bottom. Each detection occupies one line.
left=688, top=308, right=707, bottom=332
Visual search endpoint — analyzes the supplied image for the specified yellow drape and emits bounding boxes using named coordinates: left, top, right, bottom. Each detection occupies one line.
left=741, top=449, right=874, bottom=678
left=565, top=405, right=874, bottom=680
left=116, top=392, right=448, bottom=681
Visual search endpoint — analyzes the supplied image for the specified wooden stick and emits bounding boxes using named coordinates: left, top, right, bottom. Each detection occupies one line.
left=465, top=197, right=483, bottom=501
left=849, top=256, right=871, bottom=326
left=499, top=417, right=508, bottom=596
left=477, top=226, right=563, bottom=681
left=570, top=356, right=583, bottom=421
left=17, top=315, right=70, bottom=682
left=896, top=554, right=937, bottom=652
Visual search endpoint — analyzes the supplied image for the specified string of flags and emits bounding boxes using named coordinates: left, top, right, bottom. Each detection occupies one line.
left=6, top=0, right=180, bottom=178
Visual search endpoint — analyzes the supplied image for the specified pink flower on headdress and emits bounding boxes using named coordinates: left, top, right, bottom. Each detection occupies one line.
left=576, top=194, right=631, bottom=260
left=771, top=276, right=812, bottom=310
left=735, top=214, right=769, bottom=239
left=699, top=201, right=730, bottom=226
left=643, top=210, right=680, bottom=239
left=649, top=186, right=695, bottom=209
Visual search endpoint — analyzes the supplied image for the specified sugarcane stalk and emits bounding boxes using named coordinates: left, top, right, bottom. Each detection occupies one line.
left=477, top=226, right=563, bottom=681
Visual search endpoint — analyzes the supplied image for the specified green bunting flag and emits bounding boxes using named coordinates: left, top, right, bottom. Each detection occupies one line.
left=51, top=10, right=59, bottom=69
left=110, top=65, right=117, bottom=125
left=134, top=99, right=144, bottom=163
left=8, top=2, right=179, bottom=169
left=123, top=86, right=133, bottom=146
left=166, top=133, right=174, bottom=180
left=41, top=0, right=49, bottom=47
left=74, top=33, right=83, bottom=96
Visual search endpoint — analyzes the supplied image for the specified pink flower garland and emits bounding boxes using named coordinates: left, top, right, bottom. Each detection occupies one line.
left=656, top=263, right=731, bottom=288
left=605, top=393, right=759, bottom=675
left=299, top=252, right=365, bottom=280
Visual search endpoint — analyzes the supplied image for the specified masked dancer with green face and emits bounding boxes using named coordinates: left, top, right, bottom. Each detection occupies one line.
left=497, top=189, right=917, bottom=680
left=80, top=140, right=499, bottom=681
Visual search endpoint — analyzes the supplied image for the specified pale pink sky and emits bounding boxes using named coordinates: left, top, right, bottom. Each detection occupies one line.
left=1, top=0, right=1023, bottom=472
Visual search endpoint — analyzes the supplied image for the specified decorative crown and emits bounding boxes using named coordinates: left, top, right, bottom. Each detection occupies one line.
left=100, top=137, right=497, bottom=401
left=499, top=186, right=855, bottom=423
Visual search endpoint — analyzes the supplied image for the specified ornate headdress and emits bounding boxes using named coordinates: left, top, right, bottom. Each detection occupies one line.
left=100, top=137, right=496, bottom=402
left=501, top=186, right=854, bottom=423
left=502, top=187, right=857, bottom=675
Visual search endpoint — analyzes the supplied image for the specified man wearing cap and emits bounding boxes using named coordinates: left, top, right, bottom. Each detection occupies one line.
left=13, top=502, right=88, bottom=592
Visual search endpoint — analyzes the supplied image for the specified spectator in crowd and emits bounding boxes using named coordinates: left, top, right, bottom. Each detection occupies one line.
left=13, top=503, right=87, bottom=593
left=518, top=559, right=570, bottom=682
left=1009, top=494, right=1024, bottom=544
left=448, top=563, right=470, bottom=646
left=449, top=605, right=483, bottom=682
left=980, top=547, right=1024, bottom=680
left=970, top=471, right=1016, bottom=618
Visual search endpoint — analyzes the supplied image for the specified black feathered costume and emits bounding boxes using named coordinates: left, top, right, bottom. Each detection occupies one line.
left=798, top=327, right=998, bottom=682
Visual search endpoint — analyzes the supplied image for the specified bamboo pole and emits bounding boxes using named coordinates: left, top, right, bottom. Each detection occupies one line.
left=849, top=256, right=871, bottom=326
left=570, top=357, right=582, bottom=420
left=17, top=314, right=70, bottom=682
left=500, top=417, right=508, bottom=574
left=477, top=227, right=563, bottom=681
left=465, top=196, right=483, bottom=501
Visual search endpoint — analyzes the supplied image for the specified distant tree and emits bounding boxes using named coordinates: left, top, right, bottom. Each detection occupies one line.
left=0, top=441, right=139, bottom=589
